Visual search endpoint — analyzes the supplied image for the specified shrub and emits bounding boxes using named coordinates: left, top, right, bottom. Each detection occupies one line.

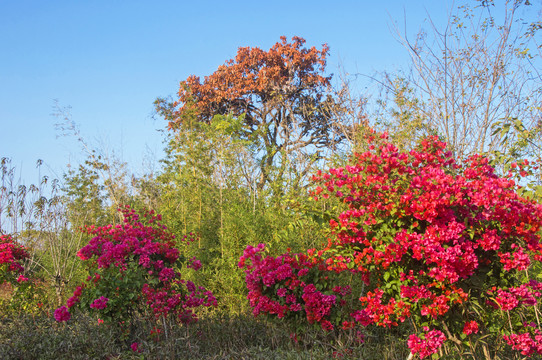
left=241, top=133, right=542, bottom=359
left=0, top=234, right=29, bottom=284
left=55, top=206, right=216, bottom=327
left=0, top=234, right=44, bottom=313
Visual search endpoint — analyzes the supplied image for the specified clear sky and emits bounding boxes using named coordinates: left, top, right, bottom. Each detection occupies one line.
left=1, top=0, right=456, bottom=184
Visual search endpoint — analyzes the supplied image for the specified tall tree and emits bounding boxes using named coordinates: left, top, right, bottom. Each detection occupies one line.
left=156, top=36, right=346, bottom=192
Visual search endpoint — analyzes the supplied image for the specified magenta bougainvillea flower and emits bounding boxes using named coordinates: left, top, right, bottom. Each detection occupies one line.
left=54, top=306, right=71, bottom=322
left=0, top=235, right=29, bottom=275
left=89, top=296, right=109, bottom=310
left=55, top=207, right=216, bottom=328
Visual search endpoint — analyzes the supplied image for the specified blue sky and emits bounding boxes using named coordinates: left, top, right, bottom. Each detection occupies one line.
left=0, top=0, right=454, bottom=184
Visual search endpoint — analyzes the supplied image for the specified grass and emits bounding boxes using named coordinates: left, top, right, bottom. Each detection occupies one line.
left=0, top=309, right=529, bottom=359
left=0, top=310, right=414, bottom=360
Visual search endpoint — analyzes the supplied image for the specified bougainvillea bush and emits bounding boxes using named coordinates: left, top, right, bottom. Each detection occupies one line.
left=0, top=234, right=29, bottom=285
left=55, top=206, right=216, bottom=326
left=240, top=133, right=542, bottom=359
left=0, top=234, right=40, bottom=311
left=239, top=243, right=362, bottom=335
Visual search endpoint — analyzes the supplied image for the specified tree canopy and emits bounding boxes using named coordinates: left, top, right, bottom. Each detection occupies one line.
left=157, top=36, right=346, bottom=191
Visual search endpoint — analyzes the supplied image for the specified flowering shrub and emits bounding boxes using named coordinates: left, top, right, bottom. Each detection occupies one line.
left=241, top=133, right=542, bottom=358
left=0, top=234, right=44, bottom=312
left=0, top=234, right=29, bottom=284
left=55, top=206, right=216, bottom=325
left=407, top=328, right=447, bottom=359
left=239, top=244, right=356, bottom=332
left=503, top=323, right=542, bottom=356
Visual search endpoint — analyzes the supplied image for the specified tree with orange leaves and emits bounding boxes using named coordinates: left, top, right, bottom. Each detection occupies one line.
left=156, top=36, right=346, bottom=192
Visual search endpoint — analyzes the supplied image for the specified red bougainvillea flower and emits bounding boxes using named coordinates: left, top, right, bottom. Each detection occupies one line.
left=407, top=329, right=446, bottom=359
left=241, top=132, right=542, bottom=357
left=131, top=342, right=141, bottom=353
left=463, top=320, right=479, bottom=335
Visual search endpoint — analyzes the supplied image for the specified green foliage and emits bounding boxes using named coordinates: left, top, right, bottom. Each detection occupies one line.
left=0, top=278, right=50, bottom=315
left=148, top=112, right=335, bottom=314
left=62, top=158, right=110, bottom=228
left=490, top=118, right=542, bottom=202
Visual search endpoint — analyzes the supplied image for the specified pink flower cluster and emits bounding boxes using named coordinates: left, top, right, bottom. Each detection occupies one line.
left=302, top=284, right=336, bottom=325
left=358, top=288, right=413, bottom=327
left=54, top=306, right=71, bottom=322
left=16, top=274, right=29, bottom=283
left=66, top=285, right=84, bottom=309
left=504, top=324, right=542, bottom=356
left=90, top=296, right=109, bottom=310
left=77, top=208, right=180, bottom=270
left=407, top=329, right=446, bottom=359
left=130, top=342, right=141, bottom=353
left=141, top=280, right=216, bottom=323
left=487, top=281, right=542, bottom=311
left=187, top=257, right=202, bottom=271
left=239, top=244, right=348, bottom=331
left=463, top=320, right=479, bottom=335
left=0, top=234, right=29, bottom=275
left=55, top=206, right=215, bottom=324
